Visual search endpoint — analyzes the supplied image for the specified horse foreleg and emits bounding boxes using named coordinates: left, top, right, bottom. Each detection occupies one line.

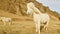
left=4, top=21, right=6, bottom=25
left=35, top=23, right=38, bottom=32
left=37, top=22, right=40, bottom=34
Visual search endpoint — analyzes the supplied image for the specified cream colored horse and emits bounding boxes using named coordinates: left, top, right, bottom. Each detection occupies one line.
left=0, top=17, right=12, bottom=25
left=27, top=2, right=50, bottom=34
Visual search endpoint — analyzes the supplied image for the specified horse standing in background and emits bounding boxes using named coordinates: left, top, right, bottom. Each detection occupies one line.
left=0, top=17, right=12, bottom=25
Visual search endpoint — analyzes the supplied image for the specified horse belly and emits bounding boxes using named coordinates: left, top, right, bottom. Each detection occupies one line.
left=40, top=16, right=48, bottom=26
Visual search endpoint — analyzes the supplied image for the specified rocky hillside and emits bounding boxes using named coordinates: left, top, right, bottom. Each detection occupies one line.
left=0, top=0, right=59, bottom=18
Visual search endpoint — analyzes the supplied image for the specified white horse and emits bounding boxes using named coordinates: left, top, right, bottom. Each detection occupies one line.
left=27, top=2, right=50, bottom=34
left=0, top=17, right=12, bottom=25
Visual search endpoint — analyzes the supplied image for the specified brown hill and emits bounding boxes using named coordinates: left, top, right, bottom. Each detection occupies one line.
left=0, top=0, right=59, bottom=18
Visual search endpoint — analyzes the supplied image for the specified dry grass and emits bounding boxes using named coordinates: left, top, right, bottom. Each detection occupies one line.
left=0, top=11, right=60, bottom=34
left=0, top=16, right=36, bottom=34
left=0, top=16, right=60, bottom=34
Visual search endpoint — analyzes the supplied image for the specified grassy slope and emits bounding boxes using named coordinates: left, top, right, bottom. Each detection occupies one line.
left=0, top=10, right=60, bottom=34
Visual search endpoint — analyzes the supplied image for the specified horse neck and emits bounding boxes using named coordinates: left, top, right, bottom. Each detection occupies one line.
left=33, top=11, right=42, bottom=15
left=37, top=11, right=42, bottom=14
left=32, top=6, right=42, bottom=14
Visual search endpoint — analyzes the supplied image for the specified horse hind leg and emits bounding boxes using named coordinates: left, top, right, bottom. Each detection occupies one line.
left=9, top=21, right=11, bottom=26
left=44, top=21, right=48, bottom=30
left=44, top=25, right=47, bottom=30
left=9, top=20, right=12, bottom=26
